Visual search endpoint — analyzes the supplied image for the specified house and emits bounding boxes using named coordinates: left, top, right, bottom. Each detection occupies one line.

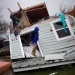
left=8, top=2, right=75, bottom=72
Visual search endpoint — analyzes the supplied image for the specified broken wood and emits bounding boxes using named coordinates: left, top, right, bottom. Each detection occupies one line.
left=26, top=7, right=46, bottom=12
left=23, top=2, right=45, bottom=11
left=8, top=8, right=12, bottom=13
left=17, top=2, right=21, bottom=8
left=17, top=2, right=31, bottom=27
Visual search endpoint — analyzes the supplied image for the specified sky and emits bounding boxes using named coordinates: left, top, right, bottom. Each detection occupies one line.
left=0, top=0, right=75, bottom=22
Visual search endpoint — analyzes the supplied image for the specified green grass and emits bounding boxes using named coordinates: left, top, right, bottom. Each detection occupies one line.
left=16, top=64, right=75, bottom=75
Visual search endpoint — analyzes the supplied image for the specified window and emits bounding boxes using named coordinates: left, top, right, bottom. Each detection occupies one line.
left=50, top=18, right=74, bottom=41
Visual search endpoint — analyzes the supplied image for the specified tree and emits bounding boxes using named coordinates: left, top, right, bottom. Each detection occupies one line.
left=59, top=4, right=68, bottom=13
left=59, top=4, right=72, bottom=14
left=0, top=7, right=3, bottom=19
left=0, top=20, right=8, bottom=32
left=0, top=7, right=9, bottom=32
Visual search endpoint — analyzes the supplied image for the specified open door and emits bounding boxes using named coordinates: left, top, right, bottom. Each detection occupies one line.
left=20, top=31, right=42, bottom=58
left=9, top=33, right=25, bottom=59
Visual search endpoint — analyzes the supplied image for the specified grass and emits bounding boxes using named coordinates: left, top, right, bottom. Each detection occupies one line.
left=16, top=64, right=75, bottom=75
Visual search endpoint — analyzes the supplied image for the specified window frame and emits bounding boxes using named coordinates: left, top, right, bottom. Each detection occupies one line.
left=50, top=18, right=74, bottom=41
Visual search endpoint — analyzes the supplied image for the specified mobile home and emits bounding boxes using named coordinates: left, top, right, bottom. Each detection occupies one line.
left=8, top=3, right=75, bottom=72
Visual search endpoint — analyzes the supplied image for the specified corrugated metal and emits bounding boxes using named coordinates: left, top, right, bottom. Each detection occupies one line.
left=9, top=33, right=25, bottom=59
left=38, top=19, right=75, bottom=55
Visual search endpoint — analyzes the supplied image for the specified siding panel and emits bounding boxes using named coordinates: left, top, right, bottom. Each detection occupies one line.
left=38, top=21, right=75, bottom=56
left=9, top=34, right=25, bottom=59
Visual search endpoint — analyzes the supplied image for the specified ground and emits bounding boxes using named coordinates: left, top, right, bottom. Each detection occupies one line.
left=0, top=56, right=11, bottom=62
left=0, top=55, right=75, bottom=75
left=0, top=50, right=75, bottom=75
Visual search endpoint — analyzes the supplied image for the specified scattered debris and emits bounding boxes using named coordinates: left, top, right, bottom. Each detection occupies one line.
left=49, top=72, right=57, bottom=75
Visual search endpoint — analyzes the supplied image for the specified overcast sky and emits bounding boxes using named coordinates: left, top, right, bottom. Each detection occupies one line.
left=0, top=0, right=75, bottom=22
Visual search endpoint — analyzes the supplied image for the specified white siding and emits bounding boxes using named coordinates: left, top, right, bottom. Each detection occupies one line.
left=38, top=19, right=75, bottom=56
left=9, top=33, right=25, bottom=59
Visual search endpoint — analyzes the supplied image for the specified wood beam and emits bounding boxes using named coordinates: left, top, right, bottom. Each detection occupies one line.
left=17, top=2, right=31, bottom=26
left=17, top=2, right=21, bottom=8
left=23, top=2, right=45, bottom=11
left=26, top=7, right=46, bottom=12
left=8, top=8, right=12, bottom=13
left=13, top=2, right=45, bottom=13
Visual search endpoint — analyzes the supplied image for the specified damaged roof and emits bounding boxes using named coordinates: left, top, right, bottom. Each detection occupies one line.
left=23, top=2, right=49, bottom=23
left=14, top=2, right=49, bottom=24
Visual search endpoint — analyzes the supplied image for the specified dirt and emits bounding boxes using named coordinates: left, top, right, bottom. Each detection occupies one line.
left=1, top=68, right=16, bottom=75
left=0, top=56, right=11, bottom=62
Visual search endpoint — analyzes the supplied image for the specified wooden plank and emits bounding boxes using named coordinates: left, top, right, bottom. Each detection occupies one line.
left=17, top=2, right=21, bottom=8
left=23, top=2, right=45, bottom=11
left=15, top=2, right=46, bottom=27
left=17, top=2, right=31, bottom=27
left=26, top=7, right=46, bottom=12
left=23, top=10, right=31, bottom=26
left=8, top=8, right=12, bottom=13
left=23, top=44, right=41, bottom=57
left=13, top=2, right=45, bottom=13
